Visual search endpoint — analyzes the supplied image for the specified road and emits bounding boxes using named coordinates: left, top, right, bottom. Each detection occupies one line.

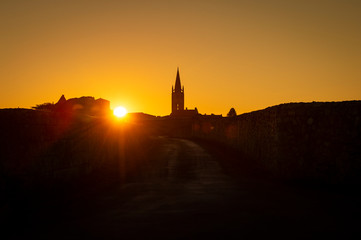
left=5, top=138, right=361, bottom=239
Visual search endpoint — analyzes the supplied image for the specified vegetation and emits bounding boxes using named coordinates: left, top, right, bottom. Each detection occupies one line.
left=32, top=102, right=55, bottom=111
left=227, top=107, right=237, bottom=117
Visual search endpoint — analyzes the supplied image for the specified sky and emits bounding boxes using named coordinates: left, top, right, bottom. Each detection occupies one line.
left=1, top=0, right=360, bottom=116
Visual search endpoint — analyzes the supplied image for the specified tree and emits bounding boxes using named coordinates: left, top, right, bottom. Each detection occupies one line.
left=227, top=107, right=237, bottom=117
left=32, top=102, right=55, bottom=111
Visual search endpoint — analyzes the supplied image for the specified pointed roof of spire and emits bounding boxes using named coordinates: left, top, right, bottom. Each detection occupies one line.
left=175, top=67, right=181, bottom=91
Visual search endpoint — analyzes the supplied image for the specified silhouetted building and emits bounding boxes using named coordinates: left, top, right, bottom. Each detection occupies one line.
left=172, top=68, right=184, bottom=113
left=171, top=68, right=198, bottom=117
left=55, top=95, right=110, bottom=116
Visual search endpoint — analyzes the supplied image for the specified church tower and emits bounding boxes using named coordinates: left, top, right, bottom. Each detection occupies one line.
left=172, top=68, right=184, bottom=114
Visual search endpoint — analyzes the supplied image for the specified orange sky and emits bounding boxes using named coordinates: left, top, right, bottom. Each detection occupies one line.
left=1, top=0, right=360, bottom=116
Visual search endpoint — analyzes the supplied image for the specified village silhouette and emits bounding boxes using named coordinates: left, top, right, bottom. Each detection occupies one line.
left=0, top=69, right=361, bottom=239
left=31, top=68, right=208, bottom=118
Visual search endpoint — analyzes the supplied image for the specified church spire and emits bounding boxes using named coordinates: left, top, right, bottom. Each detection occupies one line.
left=175, top=67, right=181, bottom=92
left=171, top=67, right=185, bottom=114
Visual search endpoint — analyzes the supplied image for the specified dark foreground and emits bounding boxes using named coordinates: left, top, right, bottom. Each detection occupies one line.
left=2, top=138, right=361, bottom=239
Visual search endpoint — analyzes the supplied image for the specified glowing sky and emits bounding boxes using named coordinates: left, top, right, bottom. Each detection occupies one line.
left=1, top=0, right=360, bottom=116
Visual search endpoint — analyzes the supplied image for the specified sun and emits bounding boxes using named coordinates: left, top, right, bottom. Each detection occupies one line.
left=113, top=106, right=128, bottom=118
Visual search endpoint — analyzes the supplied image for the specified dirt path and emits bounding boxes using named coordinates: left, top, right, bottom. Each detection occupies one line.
left=5, top=138, right=361, bottom=239
left=56, top=138, right=243, bottom=239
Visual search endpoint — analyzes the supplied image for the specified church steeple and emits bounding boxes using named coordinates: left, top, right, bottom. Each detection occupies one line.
left=175, top=67, right=181, bottom=92
left=171, top=68, right=184, bottom=114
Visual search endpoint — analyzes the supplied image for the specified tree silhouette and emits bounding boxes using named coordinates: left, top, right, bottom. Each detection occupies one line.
left=32, top=102, right=55, bottom=111
left=227, top=108, right=237, bottom=117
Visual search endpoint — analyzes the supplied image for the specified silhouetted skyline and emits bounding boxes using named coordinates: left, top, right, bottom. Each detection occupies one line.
left=1, top=1, right=360, bottom=115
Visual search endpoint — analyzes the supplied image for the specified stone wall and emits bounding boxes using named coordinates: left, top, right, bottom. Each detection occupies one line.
left=192, top=101, right=361, bottom=183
